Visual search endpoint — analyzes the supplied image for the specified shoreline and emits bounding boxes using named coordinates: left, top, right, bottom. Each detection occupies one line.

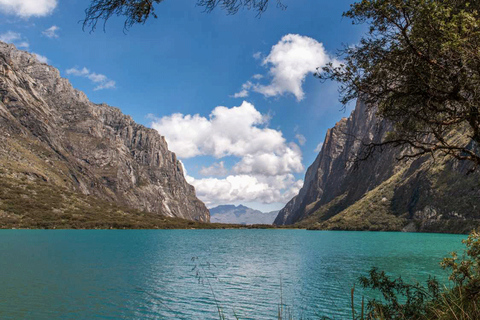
left=0, top=225, right=473, bottom=235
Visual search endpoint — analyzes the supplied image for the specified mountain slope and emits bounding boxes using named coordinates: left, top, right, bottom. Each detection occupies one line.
left=275, top=100, right=480, bottom=233
left=0, top=42, right=209, bottom=227
left=210, top=205, right=278, bottom=225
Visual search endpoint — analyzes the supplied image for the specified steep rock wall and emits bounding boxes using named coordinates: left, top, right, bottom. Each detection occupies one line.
left=275, top=100, right=480, bottom=233
left=0, top=42, right=209, bottom=223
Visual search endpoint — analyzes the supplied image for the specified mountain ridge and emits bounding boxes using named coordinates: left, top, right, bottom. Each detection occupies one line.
left=210, top=204, right=278, bottom=225
left=0, top=42, right=209, bottom=227
left=275, top=100, right=480, bottom=234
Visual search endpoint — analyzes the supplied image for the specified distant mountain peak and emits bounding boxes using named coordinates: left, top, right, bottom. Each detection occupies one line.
left=209, top=204, right=278, bottom=225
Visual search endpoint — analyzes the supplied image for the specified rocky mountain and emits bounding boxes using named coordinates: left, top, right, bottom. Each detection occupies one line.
left=0, top=42, right=209, bottom=228
left=275, top=100, right=480, bottom=234
left=210, top=205, right=278, bottom=225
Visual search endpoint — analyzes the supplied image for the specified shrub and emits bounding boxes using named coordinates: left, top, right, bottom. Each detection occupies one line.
left=348, top=230, right=480, bottom=320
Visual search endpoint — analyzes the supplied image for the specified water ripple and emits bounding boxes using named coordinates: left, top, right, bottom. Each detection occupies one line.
left=0, top=230, right=465, bottom=319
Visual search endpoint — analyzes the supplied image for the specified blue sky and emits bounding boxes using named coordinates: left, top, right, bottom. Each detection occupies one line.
left=0, top=0, right=365, bottom=211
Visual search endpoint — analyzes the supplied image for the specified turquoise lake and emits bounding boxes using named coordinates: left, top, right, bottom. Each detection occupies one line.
left=0, top=230, right=466, bottom=319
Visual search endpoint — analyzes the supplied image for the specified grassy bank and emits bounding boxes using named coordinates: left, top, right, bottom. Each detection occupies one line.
left=1, top=172, right=477, bottom=233
left=0, top=176, right=276, bottom=229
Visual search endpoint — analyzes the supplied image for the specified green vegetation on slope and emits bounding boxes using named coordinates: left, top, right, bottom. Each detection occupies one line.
left=0, top=176, right=274, bottom=229
left=308, top=169, right=408, bottom=231
left=297, top=155, right=480, bottom=234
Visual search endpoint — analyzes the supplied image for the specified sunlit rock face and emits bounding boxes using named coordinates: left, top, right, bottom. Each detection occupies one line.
left=275, top=100, right=480, bottom=234
left=0, top=41, right=209, bottom=222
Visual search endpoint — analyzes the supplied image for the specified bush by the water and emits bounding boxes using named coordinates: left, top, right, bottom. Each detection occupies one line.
left=344, top=230, right=480, bottom=320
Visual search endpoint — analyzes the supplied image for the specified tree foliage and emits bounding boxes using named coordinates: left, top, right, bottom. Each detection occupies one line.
left=319, top=0, right=480, bottom=168
left=83, top=0, right=284, bottom=31
left=357, top=268, right=440, bottom=319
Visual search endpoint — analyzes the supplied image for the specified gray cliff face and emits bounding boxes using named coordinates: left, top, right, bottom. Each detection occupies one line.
left=0, top=42, right=209, bottom=222
left=275, top=100, right=395, bottom=225
left=275, top=100, right=480, bottom=233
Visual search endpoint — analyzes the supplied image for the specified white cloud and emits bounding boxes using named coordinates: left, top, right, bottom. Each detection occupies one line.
left=256, top=34, right=331, bottom=100
left=33, top=52, right=48, bottom=63
left=0, top=31, right=29, bottom=48
left=188, top=174, right=303, bottom=207
left=0, top=31, right=20, bottom=43
left=151, top=101, right=305, bottom=207
left=17, top=41, right=29, bottom=48
left=233, top=89, right=249, bottom=99
left=235, top=34, right=336, bottom=101
left=151, top=101, right=303, bottom=176
left=233, top=142, right=303, bottom=176
left=200, top=162, right=228, bottom=176
left=0, top=0, right=57, bottom=18
left=253, top=51, right=262, bottom=60
left=295, top=133, right=306, bottom=146
left=314, top=142, right=324, bottom=153
left=66, top=67, right=89, bottom=77
left=232, top=81, right=253, bottom=98
left=252, top=74, right=263, bottom=80
left=66, top=67, right=116, bottom=91
left=93, top=80, right=116, bottom=91
left=42, top=25, right=59, bottom=38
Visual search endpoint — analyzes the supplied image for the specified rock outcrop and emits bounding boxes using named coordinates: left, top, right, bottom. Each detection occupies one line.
left=275, top=100, right=480, bottom=233
left=0, top=42, right=209, bottom=226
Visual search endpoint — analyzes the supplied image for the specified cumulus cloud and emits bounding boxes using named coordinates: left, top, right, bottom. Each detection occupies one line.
left=151, top=101, right=303, bottom=176
left=42, top=25, right=59, bottom=38
left=234, top=34, right=336, bottom=101
left=66, top=67, right=116, bottom=91
left=233, top=142, right=303, bottom=176
left=0, top=0, right=57, bottom=18
left=151, top=101, right=305, bottom=207
left=0, top=31, right=29, bottom=48
left=200, top=162, right=228, bottom=177
left=187, top=174, right=303, bottom=207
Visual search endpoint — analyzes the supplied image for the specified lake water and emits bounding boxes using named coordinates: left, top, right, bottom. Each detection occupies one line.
left=0, top=230, right=466, bottom=319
